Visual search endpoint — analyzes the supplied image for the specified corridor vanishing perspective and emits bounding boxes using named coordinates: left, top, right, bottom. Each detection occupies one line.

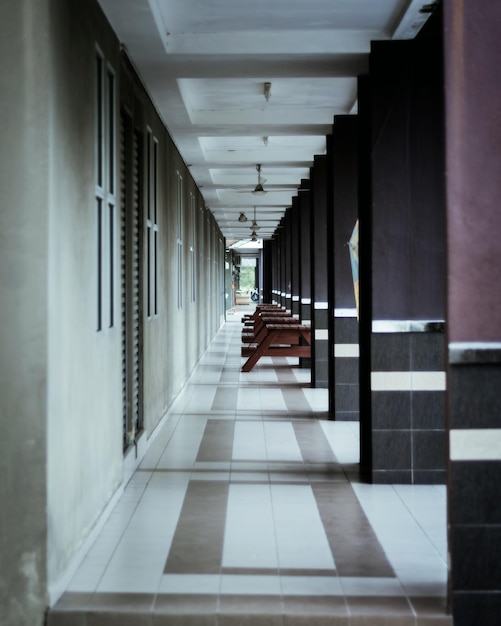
left=48, top=310, right=450, bottom=625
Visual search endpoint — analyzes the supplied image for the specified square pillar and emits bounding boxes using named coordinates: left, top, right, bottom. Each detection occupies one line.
left=358, top=12, right=447, bottom=484
left=444, top=0, right=501, bottom=622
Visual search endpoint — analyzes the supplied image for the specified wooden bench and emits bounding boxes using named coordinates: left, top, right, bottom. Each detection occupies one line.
left=242, top=315, right=298, bottom=343
left=242, top=304, right=285, bottom=323
left=241, top=323, right=311, bottom=372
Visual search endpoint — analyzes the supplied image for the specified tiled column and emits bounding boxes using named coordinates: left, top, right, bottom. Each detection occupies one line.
left=270, top=230, right=280, bottom=305
left=283, top=208, right=292, bottom=314
left=290, top=198, right=300, bottom=319
left=299, top=189, right=312, bottom=367
left=371, top=321, right=446, bottom=484
left=358, top=11, right=446, bottom=483
left=279, top=216, right=287, bottom=309
left=262, top=239, right=272, bottom=303
left=444, top=1, right=501, bottom=622
left=329, top=116, right=359, bottom=420
left=311, top=155, right=329, bottom=388
left=299, top=189, right=311, bottom=325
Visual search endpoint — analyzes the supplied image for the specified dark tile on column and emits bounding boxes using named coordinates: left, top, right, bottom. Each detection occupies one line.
left=453, top=591, right=501, bottom=626
left=372, top=469, right=412, bottom=484
left=412, top=431, right=446, bottom=471
left=413, top=391, right=446, bottom=429
left=315, top=341, right=329, bottom=361
left=450, top=460, right=501, bottom=524
left=410, top=333, right=445, bottom=370
left=314, top=310, right=329, bottom=328
left=335, top=410, right=360, bottom=421
left=449, top=364, right=501, bottom=428
left=300, top=305, right=311, bottom=322
left=371, top=334, right=410, bottom=371
left=335, top=384, right=359, bottom=412
left=413, top=470, right=446, bottom=484
left=372, top=430, right=411, bottom=470
left=451, top=526, right=501, bottom=590
left=371, top=391, right=411, bottom=429
left=335, top=317, right=359, bottom=343
left=315, top=360, right=329, bottom=387
left=335, top=357, right=359, bottom=384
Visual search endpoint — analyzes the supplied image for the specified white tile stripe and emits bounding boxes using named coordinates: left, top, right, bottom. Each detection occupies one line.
left=315, top=329, right=329, bottom=340
left=335, top=344, right=359, bottom=357
left=450, top=429, right=501, bottom=461
left=159, top=574, right=408, bottom=596
left=371, top=371, right=446, bottom=391
left=335, top=308, right=358, bottom=317
left=449, top=341, right=501, bottom=364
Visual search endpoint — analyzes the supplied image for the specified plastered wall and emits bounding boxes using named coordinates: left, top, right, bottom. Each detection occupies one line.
left=0, top=1, right=225, bottom=623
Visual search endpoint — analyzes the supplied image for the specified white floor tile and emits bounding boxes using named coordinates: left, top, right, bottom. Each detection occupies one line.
left=271, top=484, right=336, bottom=571
left=223, top=484, right=278, bottom=569
left=220, top=575, right=282, bottom=595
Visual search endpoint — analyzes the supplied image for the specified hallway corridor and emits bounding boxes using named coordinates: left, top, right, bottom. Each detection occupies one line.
left=48, top=310, right=451, bottom=625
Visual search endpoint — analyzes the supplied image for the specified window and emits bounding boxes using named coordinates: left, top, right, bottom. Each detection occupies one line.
left=190, top=192, right=196, bottom=303
left=96, top=50, right=116, bottom=330
left=177, top=170, right=183, bottom=309
left=146, top=130, right=159, bottom=318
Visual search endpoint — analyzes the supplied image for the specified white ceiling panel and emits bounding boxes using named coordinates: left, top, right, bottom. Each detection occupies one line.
left=97, top=0, right=435, bottom=242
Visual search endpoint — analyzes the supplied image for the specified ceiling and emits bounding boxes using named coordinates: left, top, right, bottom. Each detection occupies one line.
left=98, top=0, right=433, bottom=246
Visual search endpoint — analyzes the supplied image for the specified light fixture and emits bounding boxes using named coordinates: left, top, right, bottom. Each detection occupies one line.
left=238, top=212, right=248, bottom=223
left=250, top=230, right=258, bottom=242
left=250, top=206, right=260, bottom=231
left=252, top=164, right=267, bottom=196
left=264, top=82, right=271, bottom=102
left=262, top=136, right=269, bottom=146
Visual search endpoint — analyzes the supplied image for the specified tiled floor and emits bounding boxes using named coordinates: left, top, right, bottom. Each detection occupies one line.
left=48, top=309, right=451, bottom=625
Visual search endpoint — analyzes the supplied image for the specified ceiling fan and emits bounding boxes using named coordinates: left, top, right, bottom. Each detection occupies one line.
left=249, top=206, right=260, bottom=231
left=236, top=206, right=261, bottom=229
left=252, top=164, right=267, bottom=196
left=228, top=164, right=294, bottom=194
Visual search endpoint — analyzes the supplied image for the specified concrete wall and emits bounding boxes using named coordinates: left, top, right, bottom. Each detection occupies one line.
left=0, top=2, right=51, bottom=624
left=46, top=0, right=124, bottom=596
left=0, top=1, right=225, bottom=623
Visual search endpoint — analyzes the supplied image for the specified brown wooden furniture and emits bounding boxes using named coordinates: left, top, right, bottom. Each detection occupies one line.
left=241, top=322, right=311, bottom=372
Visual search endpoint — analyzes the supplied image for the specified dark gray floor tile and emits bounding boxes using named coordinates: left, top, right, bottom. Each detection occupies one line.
left=164, top=482, right=229, bottom=574
left=347, top=595, right=415, bottom=625
left=312, top=483, right=395, bottom=578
